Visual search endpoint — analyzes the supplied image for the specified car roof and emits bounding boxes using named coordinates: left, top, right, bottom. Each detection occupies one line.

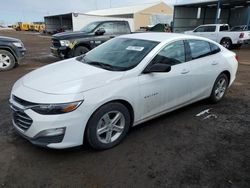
left=118, top=32, right=213, bottom=43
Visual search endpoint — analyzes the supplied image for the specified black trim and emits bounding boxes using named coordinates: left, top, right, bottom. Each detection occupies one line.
left=13, top=125, right=65, bottom=148
left=184, top=40, right=192, bottom=62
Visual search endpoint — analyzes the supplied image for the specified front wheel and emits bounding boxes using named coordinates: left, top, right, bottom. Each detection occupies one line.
left=0, top=50, right=16, bottom=71
left=209, top=74, right=229, bottom=103
left=86, top=102, right=131, bottom=150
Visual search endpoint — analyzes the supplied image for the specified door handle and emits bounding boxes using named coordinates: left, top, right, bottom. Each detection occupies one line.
left=211, top=61, right=219, bottom=65
left=110, top=36, right=115, bottom=38
left=181, top=69, right=190, bottom=74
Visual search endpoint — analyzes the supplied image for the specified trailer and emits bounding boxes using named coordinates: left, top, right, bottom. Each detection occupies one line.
left=44, top=13, right=134, bottom=34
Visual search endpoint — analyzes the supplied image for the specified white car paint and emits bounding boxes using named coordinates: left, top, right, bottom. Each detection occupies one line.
left=185, top=24, right=250, bottom=45
left=9, top=33, right=238, bottom=149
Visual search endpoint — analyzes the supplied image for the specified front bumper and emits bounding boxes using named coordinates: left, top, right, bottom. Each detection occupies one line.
left=9, top=96, right=88, bottom=149
left=50, top=46, right=69, bottom=59
left=15, top=47, right=26, bottom=62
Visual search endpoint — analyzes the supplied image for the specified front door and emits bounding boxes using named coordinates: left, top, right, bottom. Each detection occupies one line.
left=138, top=40, right=192, bottom=120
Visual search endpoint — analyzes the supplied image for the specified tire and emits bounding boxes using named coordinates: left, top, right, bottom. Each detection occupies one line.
left=86, top=102, right=131, bottom=150
left=209, top=73, right=229, bottom=103
left=74, top=46, right=89, bottom=57
left=220, top=38, right=232, bottom=49
left=0, top=50, right=16, bottom=71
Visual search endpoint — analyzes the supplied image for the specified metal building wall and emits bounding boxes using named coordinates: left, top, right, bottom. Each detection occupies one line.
left=173, top=6, right=230, bottom=33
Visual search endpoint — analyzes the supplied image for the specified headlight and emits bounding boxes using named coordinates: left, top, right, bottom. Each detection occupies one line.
left=13, top=42, right=23, bottom=48
left=31, top=101, right=83, bottom=115
left=60, top=40, right=70, bottom=47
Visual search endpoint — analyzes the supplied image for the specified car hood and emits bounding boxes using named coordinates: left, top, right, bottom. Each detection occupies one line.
left=0, top=36, right=20, bottom=42
left=52, top=31, right=92, bottom=40
left=21, top=58, right=125, bottom=95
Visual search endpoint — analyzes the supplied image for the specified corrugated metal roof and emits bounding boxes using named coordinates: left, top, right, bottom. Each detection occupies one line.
left=87, top=2, right=171, bottom=16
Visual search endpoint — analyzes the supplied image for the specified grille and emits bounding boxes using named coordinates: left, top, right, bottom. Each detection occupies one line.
left=52, top=38, right=60, bottom=47
left=12, top=106, right=33, bottom=131
left=11, top=96, right=33, bottom=131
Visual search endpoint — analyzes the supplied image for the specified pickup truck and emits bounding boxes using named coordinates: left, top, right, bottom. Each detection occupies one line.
left=184, top=24, right=250, bottom=49
left=51, top=20, right=131, bottom=58
left=0, top=36, right=26, bottom=71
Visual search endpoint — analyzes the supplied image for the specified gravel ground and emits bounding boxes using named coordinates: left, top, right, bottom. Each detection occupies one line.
left=0, top=30, right=249, bottom=188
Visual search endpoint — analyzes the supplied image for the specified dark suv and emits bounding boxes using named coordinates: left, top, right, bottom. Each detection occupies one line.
left=51, top=20, right=131, bottom=58
left=0, top=36, right=26, bottom=71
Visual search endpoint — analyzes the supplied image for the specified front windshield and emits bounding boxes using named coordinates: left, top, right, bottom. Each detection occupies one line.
left=78, top=38, right=159, bottom=71
left=80, top=22, right=100, bottom=32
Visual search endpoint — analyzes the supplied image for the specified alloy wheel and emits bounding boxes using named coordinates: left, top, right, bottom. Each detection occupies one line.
left=96, top=111, right=125, bottom=144
left=214, top=77, right=227, bottom=100
left=0, top=54, right=11, bottom=69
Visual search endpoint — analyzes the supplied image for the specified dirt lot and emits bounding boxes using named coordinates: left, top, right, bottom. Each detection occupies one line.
left=0, top=30, right=249, bottom=188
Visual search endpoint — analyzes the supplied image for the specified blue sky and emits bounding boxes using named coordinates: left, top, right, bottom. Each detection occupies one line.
left=0, top=0, right=179, bottom=25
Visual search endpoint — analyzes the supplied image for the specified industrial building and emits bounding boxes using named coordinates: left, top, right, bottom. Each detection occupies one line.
left=87, top=2, right=173, bottom=31
left=173, top=0, right=250, bottom=32
left=44, top=13, right=134, bottom=33
left=44, top=2, right=173, bottom=33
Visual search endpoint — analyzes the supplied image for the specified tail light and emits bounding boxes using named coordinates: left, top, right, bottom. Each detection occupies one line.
left=235, top=55, right=239, bottom=62
left=239, top=33, right=244, bottom=38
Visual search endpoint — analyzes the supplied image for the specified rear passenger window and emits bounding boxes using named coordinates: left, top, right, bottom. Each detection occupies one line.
left=220, top=25, right=229, bottom=31
left=188, top=40, right=211, bottom=60
left=210, top=43, right=221, bottom=54
left=151, top=40, right=186, bottom=66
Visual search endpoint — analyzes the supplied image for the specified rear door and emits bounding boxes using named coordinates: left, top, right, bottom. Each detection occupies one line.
left=186, top=40, right=223, bottom=100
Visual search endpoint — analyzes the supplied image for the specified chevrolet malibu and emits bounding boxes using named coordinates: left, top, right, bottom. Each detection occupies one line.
left=9, top=33, right=238, bottom=150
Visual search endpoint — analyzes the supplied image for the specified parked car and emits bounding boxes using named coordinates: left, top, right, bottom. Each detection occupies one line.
left=50, top=20, right=131, bottom=59
left=148, top=23, right=172, bottom=32
left=10, top=33, right=238, bottom=150
left=184, top=24, right=250, bottom=49
left=231, top=25, right=250, bottom=31
left=0, top=36, right=26, bottom=71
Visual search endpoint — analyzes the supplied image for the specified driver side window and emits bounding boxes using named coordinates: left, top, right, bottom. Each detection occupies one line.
left=151, top=40, right=186, bottom=66
left=97, top=22, right=114, bottom=34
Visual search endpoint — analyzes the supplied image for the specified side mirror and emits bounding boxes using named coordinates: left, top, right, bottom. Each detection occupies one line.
left=143, top=63, right=171, bottom=74
left=95, top=28, right=105, bottom=35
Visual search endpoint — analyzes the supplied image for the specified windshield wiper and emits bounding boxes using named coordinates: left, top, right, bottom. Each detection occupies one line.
left=87, top=61, right=117, bottom=71
left=78, top=55, right=126, bottom=71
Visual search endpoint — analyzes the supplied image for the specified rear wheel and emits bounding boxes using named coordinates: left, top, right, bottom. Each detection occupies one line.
left=86, top=102, right=131, bottom=150
left=220, top=38, right=232, bottom=49
left=209, top=73, right=229, bottom=103
left=0, top=50, right=16, bottom=71
left=74, top=46, right=89, bottom=57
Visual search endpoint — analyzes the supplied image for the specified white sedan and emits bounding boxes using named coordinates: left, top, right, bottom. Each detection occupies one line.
left=9, top=33, right=238, bottom=150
